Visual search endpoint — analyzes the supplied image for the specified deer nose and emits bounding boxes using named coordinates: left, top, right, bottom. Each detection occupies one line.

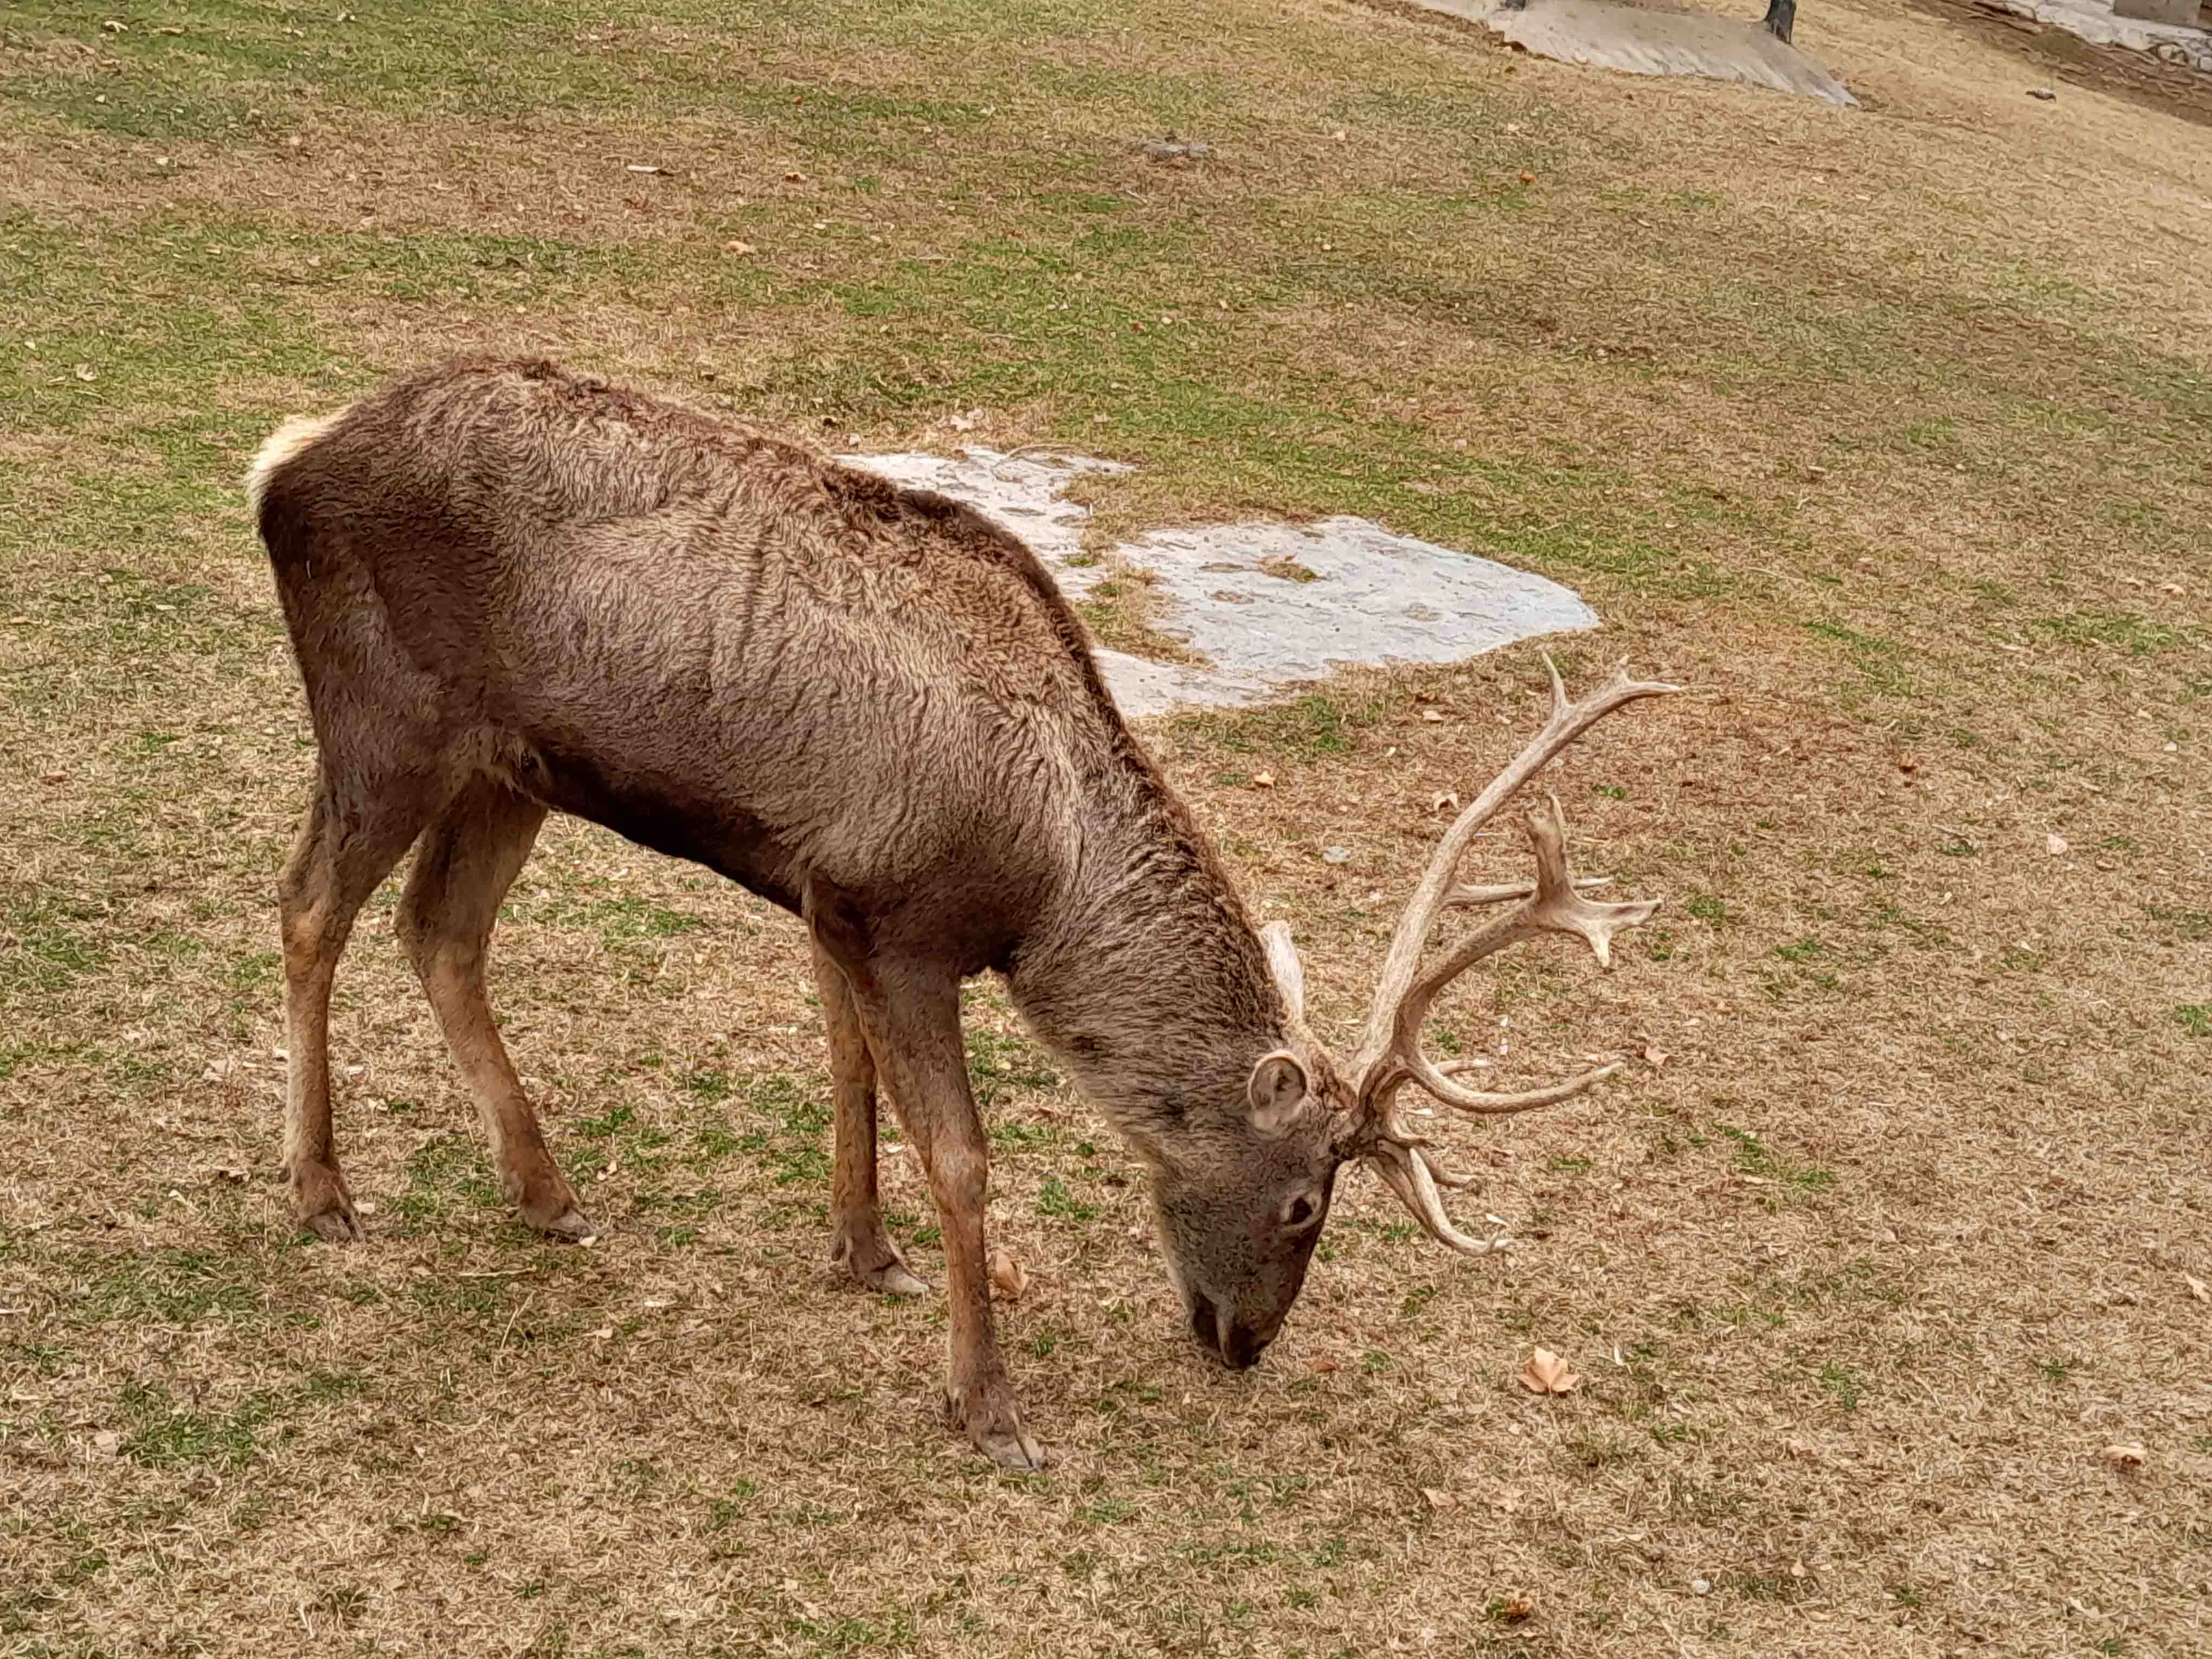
left=1188, top=1291, right=1275, bottom=1370
left=1218, top=1320, right=1270, bottom=1371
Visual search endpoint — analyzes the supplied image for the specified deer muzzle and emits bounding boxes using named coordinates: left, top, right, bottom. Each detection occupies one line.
left=1186, top=1288, right=1277, bottom=1370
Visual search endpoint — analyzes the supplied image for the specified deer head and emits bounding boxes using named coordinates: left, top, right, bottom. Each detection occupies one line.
left=1157, top=660, right=1677, bottom=1366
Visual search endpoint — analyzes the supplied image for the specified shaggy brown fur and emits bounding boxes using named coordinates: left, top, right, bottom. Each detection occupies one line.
left=251, top=357, right=1346, bottom=1468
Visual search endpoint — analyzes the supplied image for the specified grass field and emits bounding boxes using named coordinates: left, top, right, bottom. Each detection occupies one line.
left=2, top=1, right=2208, bottom=1654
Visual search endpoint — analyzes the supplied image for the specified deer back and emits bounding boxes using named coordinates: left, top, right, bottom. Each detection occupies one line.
left=258, top=357, right=1136, bottom=967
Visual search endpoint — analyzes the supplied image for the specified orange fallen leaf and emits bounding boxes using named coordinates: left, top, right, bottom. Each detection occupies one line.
left=1304, top=1354, right=1340, bottom=1374
left=1517, top=170, right=1536, bottom=185
left=1498, top=1595, right=1535, bottom=1623
left=1520, top=1347, right=1580, bottom=1395
left=986, top=1246, right=1027, bottom=1301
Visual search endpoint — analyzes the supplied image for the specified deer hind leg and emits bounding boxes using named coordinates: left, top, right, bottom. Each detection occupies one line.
left=811, top=940, right=928, bottom=1296
left=395, top=777, right=594, bottom=1241
left=279, top=772, right=443, bottom=1242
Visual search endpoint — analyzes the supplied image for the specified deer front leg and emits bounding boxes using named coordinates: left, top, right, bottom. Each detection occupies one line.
left=811, top=941, right=927, bottom=1295
left=818, top=942, right=1041, bottom=1470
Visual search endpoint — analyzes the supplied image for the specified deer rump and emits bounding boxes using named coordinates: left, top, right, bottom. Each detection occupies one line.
left=255, top=356, right=1115, bottom=968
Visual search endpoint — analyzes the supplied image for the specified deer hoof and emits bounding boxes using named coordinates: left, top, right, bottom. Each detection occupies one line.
left=514, top=1175, right=597, bottom=1242
left=530, top=1203, right=600, bottom=1243
left=832, top=1226, right=929, bottom=1295
left=948, top=1386, right=1047, bottom=1471
left=302, top=1203, right=364, bottom=1244
left=975, top=1424, right=1048, bottom=1471
left=290, top=1164, right=363, bottom=1244
left=862, top=1261, right=930, bottom=1296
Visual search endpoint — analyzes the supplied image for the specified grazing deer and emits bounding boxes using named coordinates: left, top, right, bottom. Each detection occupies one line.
left=249, top=357, right=1674, bottom=1467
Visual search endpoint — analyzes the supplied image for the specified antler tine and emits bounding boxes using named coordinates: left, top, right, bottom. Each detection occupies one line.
left=1366, top=792, right=1657, bottom=1116
left=1366, top=1141, right=1494, bottom=1255
left=1349, top=661, right=1676, bottom=1081
left=1416, top=1053, right=1625, bottom=1116
left=1545, top=651, right=1570, bottom=720
left=1444, top=874, right=1611, bottom=909
left=1257, top=919, right=1307, bottom=1026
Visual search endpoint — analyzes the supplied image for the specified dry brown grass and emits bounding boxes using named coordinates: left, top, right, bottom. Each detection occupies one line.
left=2, top=1, right=2208, bottom=1655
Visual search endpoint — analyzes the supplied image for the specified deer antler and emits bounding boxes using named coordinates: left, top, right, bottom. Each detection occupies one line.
left=1346, top=660, right=1678, bottom=1255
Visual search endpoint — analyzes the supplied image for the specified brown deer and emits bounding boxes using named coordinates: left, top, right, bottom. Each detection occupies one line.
left=249, top=357, right=1674, bottom=1468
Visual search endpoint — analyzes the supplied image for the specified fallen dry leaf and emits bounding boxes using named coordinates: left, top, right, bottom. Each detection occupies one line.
left=721, top=239, right=755, bottom=255
left=1420, top=1487, right=1457, bottom=1510
left=2184, top=1273, right=2207, bottom=1303
left=1643, top=1044, right=1670, bottom=1069
left=1431, top=790, right=1460, bottom=812
left=986, top=1245, right=1027, bottom=1301
left=1420, top=708, right=1446, bottom=723
left=1498, top=1595, right=1535, bottom=1624
left=1304, top=1354, right=1340, bottom=1374
left=1517, top=170, right=1536, bottom=185
left=1520, top=1347, right=1581, bottom=1395
left=1251, top=771, right=1275, bottom=788
left=74, top=363, right=96, bottom=382
left=2101, top=1443, right=2145, bottom=1469
left=93, top=1430, right=121, bottom=1454
left=2046, top=832, right=2069, bottom=856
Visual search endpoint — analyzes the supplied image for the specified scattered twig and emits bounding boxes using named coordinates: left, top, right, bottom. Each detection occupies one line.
left=493, top=1291, right=537, bottom=1372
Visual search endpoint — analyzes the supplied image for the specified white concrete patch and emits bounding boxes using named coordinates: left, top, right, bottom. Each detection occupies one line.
left=843, top=448, right=1599, bottom=718
left=1998, top=0, right=2212, bottom=70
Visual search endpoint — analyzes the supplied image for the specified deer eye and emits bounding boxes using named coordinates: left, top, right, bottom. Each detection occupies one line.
left=1280, top=1191, right=1321, bottom=1231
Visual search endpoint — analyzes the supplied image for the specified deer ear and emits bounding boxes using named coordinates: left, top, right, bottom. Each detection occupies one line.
left=1247, top=1050, right=1310, bottom=1136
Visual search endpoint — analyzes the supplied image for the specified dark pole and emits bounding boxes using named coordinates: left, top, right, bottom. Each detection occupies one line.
left=1763, top=0, right=1796, bottom=42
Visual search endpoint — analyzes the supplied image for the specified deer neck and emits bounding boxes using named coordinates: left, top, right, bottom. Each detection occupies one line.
left=1005, top=789, right=1285, bottom=1138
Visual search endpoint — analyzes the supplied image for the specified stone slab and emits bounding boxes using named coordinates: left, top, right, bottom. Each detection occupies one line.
left=844, top=448, right=1599, bottom=717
